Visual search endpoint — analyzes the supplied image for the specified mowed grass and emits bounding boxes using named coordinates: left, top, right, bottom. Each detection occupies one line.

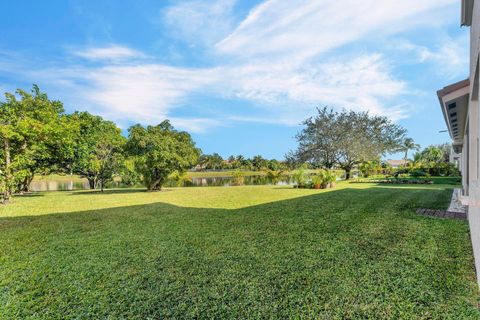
left=0, top=183, right=479, bottom=318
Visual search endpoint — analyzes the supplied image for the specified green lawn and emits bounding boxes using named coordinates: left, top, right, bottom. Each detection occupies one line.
left=0, top=183, right=478, bottom=318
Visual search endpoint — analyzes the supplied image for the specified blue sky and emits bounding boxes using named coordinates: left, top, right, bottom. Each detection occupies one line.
left=0, top=0, right=469, bottom=159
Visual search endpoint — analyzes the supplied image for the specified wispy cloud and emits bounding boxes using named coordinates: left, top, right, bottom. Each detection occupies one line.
left=216, top=0, right=456, bottom=60
left=416, top=38, right=468, bottom=79
left=161, top=0, right=237, bottom=47
left=0, top=0, right=462, bottom=133
left=218, top=54, right=407, bottom=123
left=73, top=45, right=144, bottom=60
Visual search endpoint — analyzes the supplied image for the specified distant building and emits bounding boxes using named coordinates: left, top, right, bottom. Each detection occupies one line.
left=385, top=159, right=407, bottom=168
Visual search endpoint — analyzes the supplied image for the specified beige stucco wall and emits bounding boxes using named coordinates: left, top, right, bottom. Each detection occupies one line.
left=470, top=1, right=480, bottom=82
left=467, top=0, right=480, bottom=286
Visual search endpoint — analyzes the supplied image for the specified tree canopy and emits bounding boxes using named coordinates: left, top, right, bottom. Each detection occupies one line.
left=291, top=107, right=406, bottom=178
left=69, top=111, right=125, bottom=191
left=0, top=86, right=71, bottom=202
left=126, top=121, right=200, bottom=191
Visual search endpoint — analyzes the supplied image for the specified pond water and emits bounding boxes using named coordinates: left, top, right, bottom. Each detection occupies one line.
left=29, top=180, right=91, bottom=192
left=29, top=175, right=298, bottom=192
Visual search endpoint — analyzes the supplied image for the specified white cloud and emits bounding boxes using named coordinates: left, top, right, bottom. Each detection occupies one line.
left=1, top=0, right=462, bottom=132
left=33, top=63, right=219, bottom=132
left=218, top=54, right=407, bottom=123
left=216, top=0, right=456, bottom=61
left=74, top=45, right=144, bottom=60
left=419, top=41, right=469, bottom=79
left=162, top=0, right=237, bottom=46
left=395, top=35, right=469, bottom=80
left=169, top=117, right=222, bottom=133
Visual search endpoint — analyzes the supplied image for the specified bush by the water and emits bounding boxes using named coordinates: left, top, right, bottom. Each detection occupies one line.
left=231, top=170, right=245, bottom=186
left=295, top=169, right=336, bottom=189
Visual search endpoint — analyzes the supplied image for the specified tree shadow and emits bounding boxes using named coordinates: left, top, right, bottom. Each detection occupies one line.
left=68, top=188, right=149, bottom=195
left=14, top=192, right=46, bottom=197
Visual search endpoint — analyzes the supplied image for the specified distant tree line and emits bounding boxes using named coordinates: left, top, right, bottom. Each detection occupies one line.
left=196, top=154, right=287, bottom=171
left=0, top=86, right=200, bottom=203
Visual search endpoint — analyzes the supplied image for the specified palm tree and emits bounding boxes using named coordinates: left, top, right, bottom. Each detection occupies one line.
left=402, top=138, right=420, bottom=166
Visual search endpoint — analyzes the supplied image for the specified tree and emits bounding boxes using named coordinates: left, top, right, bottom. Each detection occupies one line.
left=418, top=145, right=445, bottom=163
left=0, top=86, right=69, bottom=203
left=291, top=107, right=406, bottom=179
left=401, top=137, right=420, bottom=166
left=119, top=157, right=141, bottom=186
left=411, top=144, right=457, bottom=176
left=359, top=160, right=381, bottom=178
left=292, top=107, right=339, bottom=169
left=197, top=153, right=224, bottom=170
left=267, top=159, right=282, bottom=171
left=252, top=155, right=267, bottom=171
left=69, top=112, right=125, bottom=191
left=126, top=121, right=200, bottom=191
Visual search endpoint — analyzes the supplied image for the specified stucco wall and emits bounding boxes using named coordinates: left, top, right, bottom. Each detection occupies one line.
left=467, top=0, right=480, bottom=286
left=470, top=1, right=479, bottom=80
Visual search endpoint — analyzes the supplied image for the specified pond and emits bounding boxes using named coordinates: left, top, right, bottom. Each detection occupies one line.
left=29, top=179, right=91, bottom=192
left=29, top=175, right=299, bottom=192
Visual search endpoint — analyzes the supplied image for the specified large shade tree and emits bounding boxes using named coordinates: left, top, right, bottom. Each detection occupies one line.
left=291, top=107, right=406, bottom=179
left=126, top=121, right=200, bottom=191
left=0, top=86, right=72, bottom=203
left=69, top=112, right=125, bottom=191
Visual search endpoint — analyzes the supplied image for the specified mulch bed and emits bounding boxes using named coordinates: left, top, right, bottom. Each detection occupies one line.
left=353, top=179, right=433, bottom=184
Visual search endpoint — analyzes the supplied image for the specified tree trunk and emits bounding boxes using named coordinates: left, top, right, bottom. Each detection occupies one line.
left=87, top=177, right=97, bottom=190
left=2, top=138, right=12, bottom=204
left=345, top=168, right=351, bottom=180
left=148, top=177, right=163, bottom=191
left=19, top=172, right=34, bottom=193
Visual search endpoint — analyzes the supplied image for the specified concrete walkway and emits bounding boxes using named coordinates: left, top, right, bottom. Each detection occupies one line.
left=447, top=188, right=467, bottom=213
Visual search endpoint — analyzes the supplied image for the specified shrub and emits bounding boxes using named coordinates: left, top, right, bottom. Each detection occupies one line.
left=293, top=168, right=308, bottom=188
left=265, top=169, right=285, bottom=185
left=303, top=169, right=336, bottom=189
left=231, top=170, right=245, bottom=186
left=311, top=174, right=324, bottom=189
left=169, top=171, right=192, bottom=187
left=410, top=169, right=426, bottom=178
left=410, top=162, right=460, bottom=177
left=322, top=170, right=337, bottom=188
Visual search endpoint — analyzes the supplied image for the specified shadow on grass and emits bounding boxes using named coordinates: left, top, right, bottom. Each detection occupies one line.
left=68, top=188, right=148, bottom=196
left=14, top=192, right=46, bottom=197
